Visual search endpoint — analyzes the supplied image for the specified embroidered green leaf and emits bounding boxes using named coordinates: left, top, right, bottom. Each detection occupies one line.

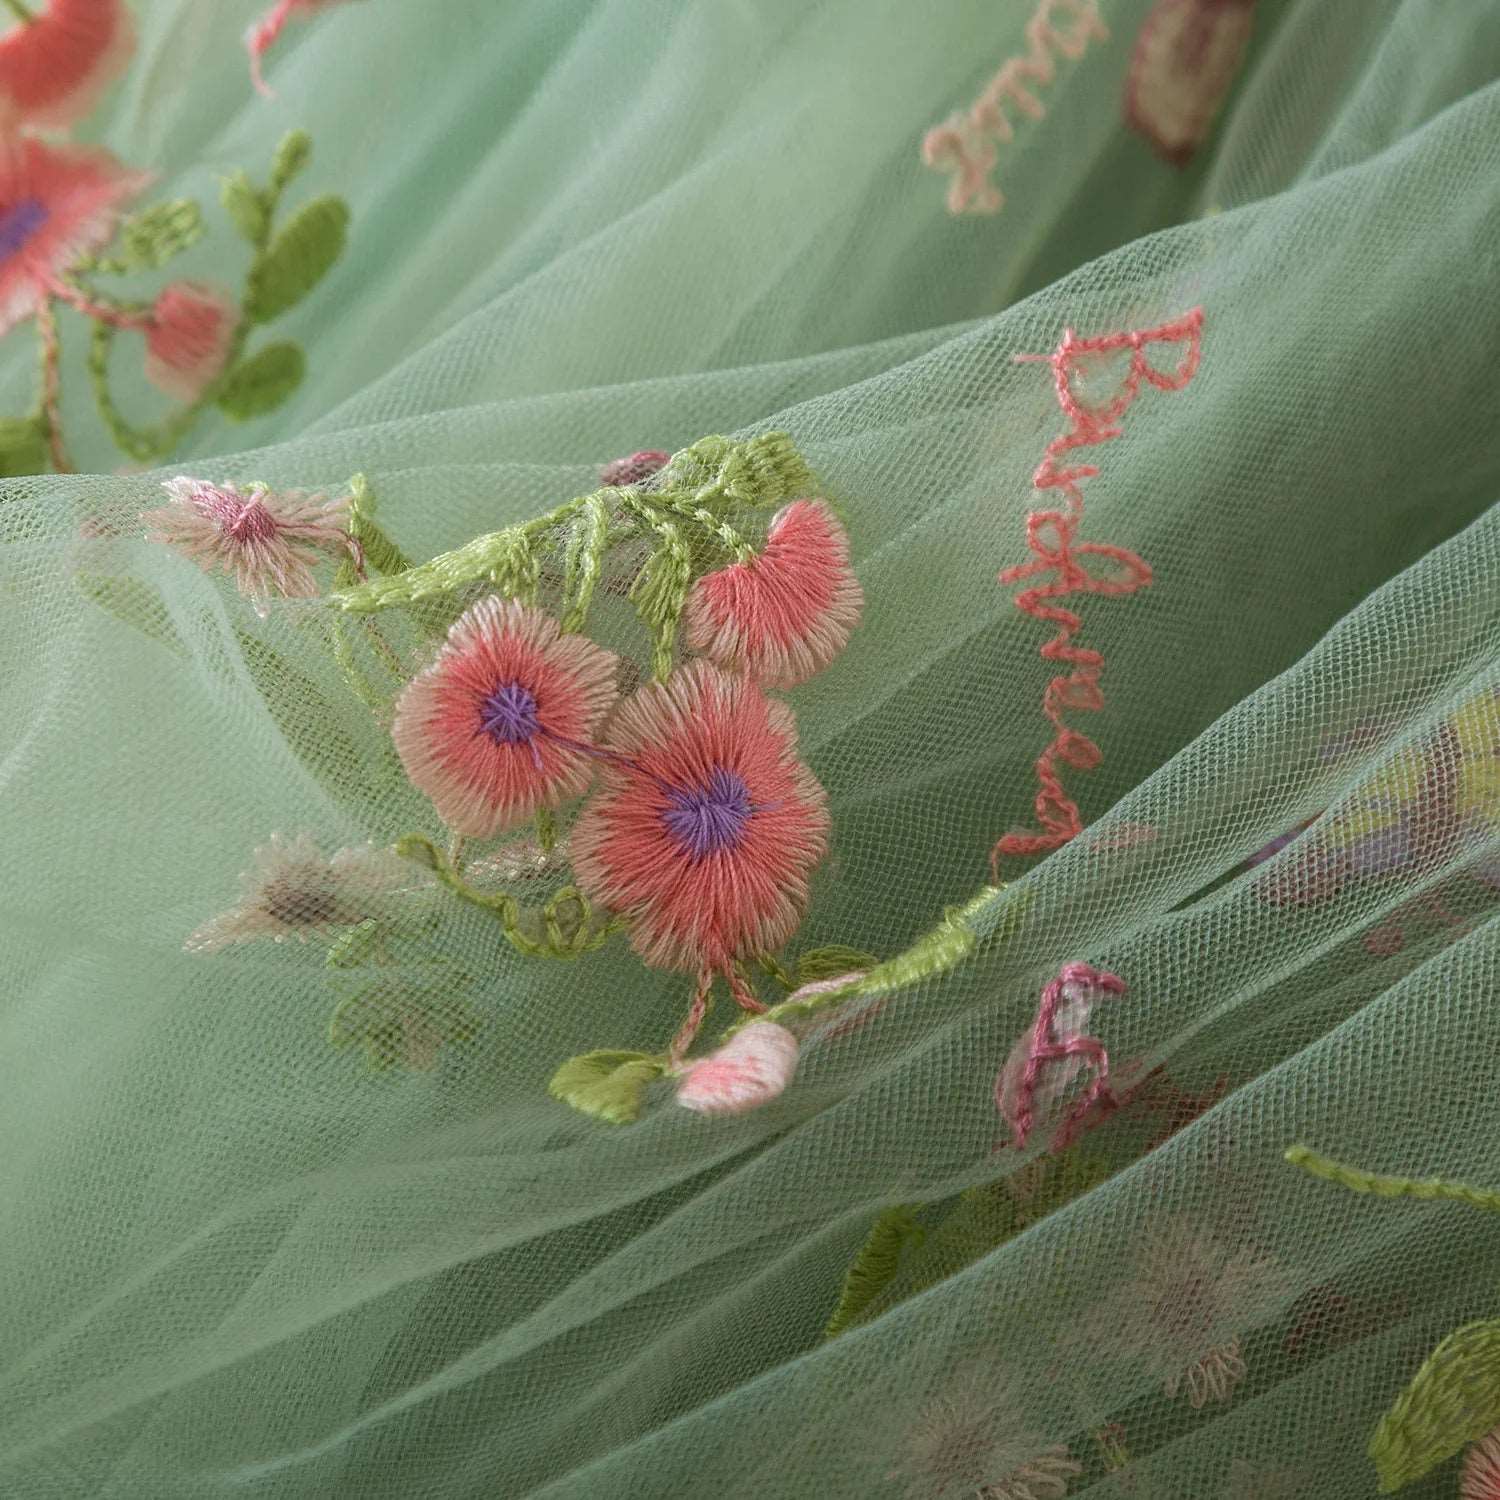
left=1370, top=1317, right=1500, bottom=1491
left=629, top=524, right=693, bottom=679
left=326, top=918, right=383, bottom=969
left=824, top=1206, right=924, bottom=1338
left=216, top=342, right=306, bottom=420
left=548, top=1051, right=667, bottom=1125
left=270, top=129, right=313, bottom=192
left=118, top=199, right=205, bottom=269
left=796, top=946, right=879, bottom=985
left=221, top=170, right=270, bottom=245
left=246, top=195, right=349, bottom=323
left=329, top=984, right=481, bottom=1072
left=0, top=416, right=48, bottom=477
left=76, top=574, right=186, bottom=657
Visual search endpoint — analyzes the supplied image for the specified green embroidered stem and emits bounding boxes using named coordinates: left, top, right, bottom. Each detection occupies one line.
left=621, top=496, right=693, bottom=679
left=824, top=1206, right=924, bottom=1338
left=1, top=0, right=34, bottom=24
left=1284, top=1146, right=1500, bottom=1215
left=395, top=834, right=618, bottom=958
left=535, top=807, right=558, bottom=854
left=560, top=492, right=612, bottom=633
left=325, top=614, right=386, bottom=710
left=1367, top=1317, right=1500, bottom=1491
left=756, top=951, right=797, bottom=989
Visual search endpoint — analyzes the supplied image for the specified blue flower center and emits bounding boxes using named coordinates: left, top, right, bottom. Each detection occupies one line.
left=478, top=681, right=541, bottom=745
left=0, top=198, right=47, bottom=260
left=662, top=767, right=753, bottom=860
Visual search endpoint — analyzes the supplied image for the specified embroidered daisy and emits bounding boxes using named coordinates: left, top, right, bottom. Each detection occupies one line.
left=185, top=833, right=406, bottom=952
left=144, top=282, right=236, bottom=402
left=685, top=498, right=862, bottom=689
left=392, top=598, right=619, bottom=838
left=0, top=0, right=135, bottom=130
left=143, top=478, right=354, bottom=615
left=570, top=661, right=829, bottom=972
left=0, top=137, right=148, bottom=337
left=1105, top=1215, right=1294, bottom=1409
left=890, top=1368, right=1080, bottom=1500
left=1463, top=1424, right=1500, bottom=1500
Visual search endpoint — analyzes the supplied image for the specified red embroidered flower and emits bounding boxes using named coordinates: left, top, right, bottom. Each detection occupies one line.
left=1463, top=1426, right=1500, bottom=1500
left=570, top=661, right=829, bottom=972
left=599, top=450, right=669, bottom=488
left=144, top=282, right=236, bottom=402
left=144, top=478, right=352, bottom=614
left=0, top=137, right=148, bottom=337
left=392, top=598, right=619, bottom=838
left=0, top=0, right=134, bottom=130
left=247, top=0, right=359, bottom=96
left=685, top=499, right=862, bottom=689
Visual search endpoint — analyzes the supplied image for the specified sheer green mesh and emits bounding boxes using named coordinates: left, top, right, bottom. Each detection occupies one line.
left=2, top=0, right=1499, bottom=1495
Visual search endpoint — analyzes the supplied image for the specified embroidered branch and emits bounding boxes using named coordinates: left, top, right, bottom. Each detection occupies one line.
left=994, top=306, right=1203, bottom=874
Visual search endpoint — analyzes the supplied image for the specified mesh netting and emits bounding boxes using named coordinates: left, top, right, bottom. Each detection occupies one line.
left=2, top=0, right=1499, bottom=1495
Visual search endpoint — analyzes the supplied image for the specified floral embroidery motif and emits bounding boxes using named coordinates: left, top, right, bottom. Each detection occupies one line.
left=675, top=1020, right=800, bottom=1115
left=247, top=0, right=360, bottom=97
left=1124, top=0, right=1258, bottom=167
left=144, top=281, right=238, bottom=402
left=1464, top=1427, right=1500, bottom=1500
left=994, top=308, right=1203, bottom=874
left=922, top=0, right=1107, bottom=215
left=0, top=0, right=133, bottom=130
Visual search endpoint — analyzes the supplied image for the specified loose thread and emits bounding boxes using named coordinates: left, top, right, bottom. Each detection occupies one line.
left=993, top=307, right=1203, bottom=879
left=1284, top=1146, right=1500, bottom=1216
left=34, top=298, right=72, bottom=474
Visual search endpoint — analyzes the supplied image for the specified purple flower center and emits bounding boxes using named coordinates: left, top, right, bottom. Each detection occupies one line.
left=479, top=680, right=541, bottom=745
left=662, top=767, right=753, bottom=859
left=0, top=198, right=47, bottom=260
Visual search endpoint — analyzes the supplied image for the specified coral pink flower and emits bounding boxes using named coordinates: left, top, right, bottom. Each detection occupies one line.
left=392, top=598, right=619, bottom=838
left=0, top=0, right=134, bottom=130
left=1464, top=1426, right=1500, bottom=1500
left=0, top=137, right=148, bottom=337
left=247, top=0, right=358, bottom=96
left=676, top=1022, right=799, bottom=1115
left=143, top=477, right=353, bottom=615
left=144, top=281, right=236, bottom=402
left=599, top=450, right=669, bottom=488
left=571, top=661, right=830, bottom=972
left=686, top=499, right=862, bottom=689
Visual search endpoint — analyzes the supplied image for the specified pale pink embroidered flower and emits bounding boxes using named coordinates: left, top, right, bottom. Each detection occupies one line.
left=890, top=1369, right=1081, bottom=1499
left=0, top=0, right=134, bottom=130
left=1106, top=1215, right=1294, bottom=1409
left=599, top=450, right=669, bottom=488
left=144, top=281, right=236, bottom=402
left=1464, top=1425, right=1500, bottom=1500
left=685, top=499, right=862, bottom=689
left=247, top=0, right=359, bottom=96
left=144, top=478, right=353, bottom=615
left=571, top=660, right=830, bottom=972
left=676, top=1021, right=798, bottom=1115
left=185, top=833, right=406, bottom=952
left=0, top=137, right=148, bottom=337
left=392, top=598, right=619, bottom=838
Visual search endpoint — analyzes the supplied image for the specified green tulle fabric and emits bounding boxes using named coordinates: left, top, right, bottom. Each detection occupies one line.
left=2, top=1, right=1500, bottom=1496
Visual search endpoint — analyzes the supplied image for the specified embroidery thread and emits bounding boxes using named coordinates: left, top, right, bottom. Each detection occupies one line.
left=922, top=0, right=1107, bottom=215
left=993, top=307, right=1203, bottom=874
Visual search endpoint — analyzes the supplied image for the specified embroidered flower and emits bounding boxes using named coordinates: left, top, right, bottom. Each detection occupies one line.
left=185, top=833, right=406, bottom=952
left=890, top=1369, right=1080, bottom=1499
left=0, top=137, right=148, bottom=337
left=392, top=598, right=619, bottom=838
left=599, top=449, right=669, bottom=488
left=247, top=0, right=359, bottom=96
left=676, top=1021, right=799, bottom=1115
left=1463, top=1425, right=1500, bottom=1500
left=0, top=0, right=135, bottom=130
left=1105, top=1215, right=1293, bottom=1409
left=144, top=478, right=353, bottom=615
left=144, top=281, right=236, bottom=402
left=685, top=499, right=862, bottom=689
left=570, top=661, right=829, bottom=973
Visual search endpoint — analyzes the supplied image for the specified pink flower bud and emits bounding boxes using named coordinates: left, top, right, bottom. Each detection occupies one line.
left=144, top=282, right=235, bottom=402
left=676, top=1022, right=799, bottom=1116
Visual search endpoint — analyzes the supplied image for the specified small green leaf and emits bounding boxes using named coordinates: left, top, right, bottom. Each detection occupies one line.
left=76, top=574, right=186, bottom=656
left=394, top=834, right=444, bottom=873
left=0, top=416, right=48, bottom=477
left=1370, top=1317, right=1500, bottom=1490
left=118, top=199, right=204, bottom=269
left=246, top=195, right=349, bottom=323
left=796, top=946, right=878, bottom=985
left=270, top=130, right=313, bottom=191
left=221, top=171, right=270, bottom=244
left=548, top=1051, right=667, bottom=1125
left=216, top=342, right=306, bottom=420
left=325, top=918, right=382, bottom=969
